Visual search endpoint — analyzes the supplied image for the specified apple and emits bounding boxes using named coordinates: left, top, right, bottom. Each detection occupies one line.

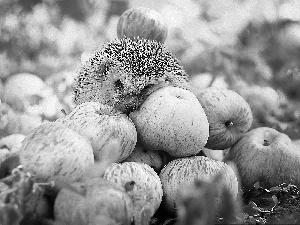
left=122, top=143, right=169, bottom=172
left=237, top=85, right=280, bottom=117
left=195, top=87, right=253, bottom=150
left=129, top=86, right=209, bottom=157
left=0, top=134, right=25, bottom=153
left=101, top=162, right=163, bottom=224
left=159, top=156, right=239, bottom=214
left=54, top=178, right=134, bottom=225
left=277, top=23, right=300, bottom=51
left=117, top=7, right=168, bottom=43
left=56, top=101, right=137, bottom=162
left=19, top=122, right=95, bottom=185
left=2, top=73, right=63, bottom=121
left=0, top=102, right=44, bottom=137
left=0, top=78, right=3, bottom=100
left=189, top=73, right=229, bottom=90
left=198, top=147, right=227, bottom=162
left=225, top=127, right=300, bottom=190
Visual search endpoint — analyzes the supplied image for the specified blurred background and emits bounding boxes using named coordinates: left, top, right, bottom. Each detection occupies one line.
left=1, top=0, right=300, bottom=136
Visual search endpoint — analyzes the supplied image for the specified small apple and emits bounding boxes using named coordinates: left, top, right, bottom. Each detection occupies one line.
left=56, top=101, right=137, bottom=162
left=195, top=87, right=253, bottom=150
left=189, top=73, right=229, bottom=90
left=122, top=143, right=169, bottom=172
left=0, top=102, right=44, bottom=137
left=117, top=7, right=168, bottom=43
left=237, top=85, right=280, bottom=117
left=54, top=178, right=134, bottom=225
left=198, top=147, right=227, bottom=162
left=2, top=73, right=63, bottom=121
left=277, top=23, right=300, bottom=51
left=0, top=134, right=25, bottom=153
left=225, top=127, right=300, bottom=190
left=129, top=86, right=209, bottom=157
left=101, top=162, right=163, bottom=224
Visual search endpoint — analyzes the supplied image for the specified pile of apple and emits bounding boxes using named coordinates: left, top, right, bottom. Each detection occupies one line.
left=1, top=6, right=300, bottom=225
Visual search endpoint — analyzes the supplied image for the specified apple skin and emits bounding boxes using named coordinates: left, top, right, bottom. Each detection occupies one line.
left=195, top=87, right=253, bottom=150
left=198, top=147, right=227, bottom=162
left=237, top=85, right=280, bottom=117
left=129, top=86, right=209, bottom=157
left=117, top=7, right=168, bottom=43
left=54, top=178, right=134, bottom=225
left=159, top=156, right=239, bottom=214
left=0, top=102, right=44, bottom=137
left=19, top=122, right=95, bottom=185
left=225, top=127, right=300, bottom=190
left=2, top=73, right=63, bottom=121
left=0, top=134, right=25, bottom=153
left=277, top=23, right=300, bottom=51
left=56, top=101, right=137, bottom=162
left=101, top=162, right=163, bottom=225
left=122, top=143, right=169, bottom=172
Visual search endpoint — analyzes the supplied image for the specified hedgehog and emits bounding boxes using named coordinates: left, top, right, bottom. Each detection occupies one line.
left=73, top=37, right=189, bottom=114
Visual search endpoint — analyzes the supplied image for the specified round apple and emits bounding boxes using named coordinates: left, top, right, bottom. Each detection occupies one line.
left=122, top=143, right=169, bottom=172
left=117, top=7, right=168, bottom=43
left=238, top=85, right=280, bottom=116
left=2, top=73, right=63, bottom=121
left=0, top=134, right=25, bottom=153
left=54, top=178, right=134, bottom=225
left=278, top=23, right=300, bottom=51
left=198, top=147, right=226, bottom=162
left=195, top=87, right=253, bottom=150
left=226, top=127, right=300, bottom=190
left=56, top=101, right=137, bottom=162
left=101, top=161, right=163, bottom=224
left=19, top=122, right=94, bottom=185
left=0, top=102, right=43, bottom=137
left=129, top=86, right=209, bottom=157
left=159, top=156, right=239, bottom=213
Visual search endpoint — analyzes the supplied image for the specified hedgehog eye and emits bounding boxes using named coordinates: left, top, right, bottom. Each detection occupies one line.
left=114, top=79, right=124, bottom=90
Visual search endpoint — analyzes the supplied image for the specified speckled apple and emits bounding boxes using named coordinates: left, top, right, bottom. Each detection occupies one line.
left=19, top=122, right=94, bottom=185
left=195, top=87, right=253, bottom=150
left=159, top=156, right=239, bottom=213
left=129, top=86, right=209, bottom=157
left=117, top=7, right=168, bottom=43
left=56, top=101, right=137, bottom=162
left=226, top=127, right=300, bottom=190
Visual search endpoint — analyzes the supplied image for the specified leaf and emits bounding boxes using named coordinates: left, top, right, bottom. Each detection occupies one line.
left=244, top=201, right=261, bottom=216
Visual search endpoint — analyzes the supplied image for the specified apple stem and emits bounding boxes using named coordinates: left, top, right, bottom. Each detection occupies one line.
left=61, top=109, right=67, bottom=116
left=263, top=140, right=270, bottom=146
left=124, top=181, right=135, bottom=192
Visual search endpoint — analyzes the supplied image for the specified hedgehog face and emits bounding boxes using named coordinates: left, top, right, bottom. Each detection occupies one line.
left=73, top=37, right=188, bottom=114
